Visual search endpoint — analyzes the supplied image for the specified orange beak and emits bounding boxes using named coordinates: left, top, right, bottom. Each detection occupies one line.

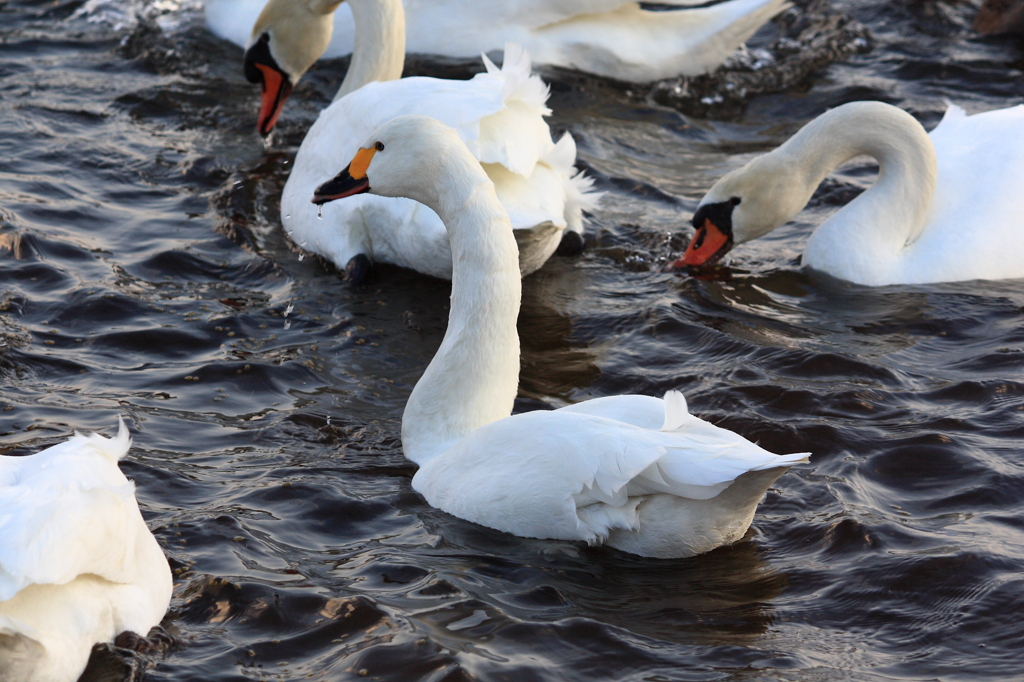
left=672, top=218, right=731, bottom=269
left=311, top=147, right=378, bottom=205
left=255, top=63, right=293, bottom=137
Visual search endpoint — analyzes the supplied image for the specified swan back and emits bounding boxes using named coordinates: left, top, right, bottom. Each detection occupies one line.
left=0, top=421, right=172, bottom=682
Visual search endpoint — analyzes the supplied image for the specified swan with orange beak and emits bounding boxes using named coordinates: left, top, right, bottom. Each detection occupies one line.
left=243, top=0, right=348, bottom=137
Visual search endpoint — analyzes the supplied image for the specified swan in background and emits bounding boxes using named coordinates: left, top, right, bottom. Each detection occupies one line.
left=248, top=0, right=598, bottom=280
left=674, top=101, right=1024, bottom=286
left=311, top=115, right=809, bottom=558
left=0, top=420, right=172, bottom=682
left=210, top=0, right=790, bottom=83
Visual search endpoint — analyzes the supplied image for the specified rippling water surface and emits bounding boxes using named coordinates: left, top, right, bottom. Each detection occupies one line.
left=2, top=1, right=1024, bottom=680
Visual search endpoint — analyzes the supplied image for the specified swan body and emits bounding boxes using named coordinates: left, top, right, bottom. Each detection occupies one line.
left=312, top=115, right=809, bottom=558
left=250, top=0, right=597, bottom=279
left=283, top=44, right=596, bottom=279
left=0, top=421, right=172, bottom=682
left=676, top=101, right=1024, bottom=286
left=210, top=0, right=790, bottom=83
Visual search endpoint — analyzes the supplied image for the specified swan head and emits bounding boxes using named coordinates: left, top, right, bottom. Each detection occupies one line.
left=673, top=153, right=811, bottom=269
left=311, top=115, right=485, bottom=213
left=244, top=0, right=344, bottom=136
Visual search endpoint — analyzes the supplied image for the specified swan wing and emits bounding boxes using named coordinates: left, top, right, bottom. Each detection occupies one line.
left=413, top=394, right=807, bottom=544
left=0, top=422, right=150, bottom=600
left=902, top=103, right=1024, bottom=282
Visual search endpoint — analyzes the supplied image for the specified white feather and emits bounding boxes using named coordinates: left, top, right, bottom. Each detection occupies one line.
left=332, top=115, right=810, bottom=559
left=0, top=420, right=171, bottom=682
left=206, top=0, right=789, bottom=82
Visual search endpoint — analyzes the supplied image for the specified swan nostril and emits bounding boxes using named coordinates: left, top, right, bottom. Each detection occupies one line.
left=692, top=227, right=706, bottom=250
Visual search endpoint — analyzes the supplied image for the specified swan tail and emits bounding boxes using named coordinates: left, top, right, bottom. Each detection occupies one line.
left=659, top=390, right=693, bottom=432
left=78, top=417, right=132, bottom=464
left=676, top=0, right=792, bottom=76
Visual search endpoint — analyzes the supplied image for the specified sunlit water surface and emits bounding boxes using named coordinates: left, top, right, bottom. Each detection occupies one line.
left=2, top=0, right=1024, bottom=680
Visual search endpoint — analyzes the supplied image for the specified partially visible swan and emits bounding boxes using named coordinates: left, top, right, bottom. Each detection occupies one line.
left=311, top=115, right=809, bottom=558
left=674, top=101, right=1024, bottom=286
left=0, top=420, right=172, bottom=682
left=210, top=0, right=790, bottom=83
left=247, top=0, right=597, bottom=279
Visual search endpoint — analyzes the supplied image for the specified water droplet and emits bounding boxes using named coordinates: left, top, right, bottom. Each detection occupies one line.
left=284, top=320, right=291, bottom=330
left=284, top=304, right=294, bottom=317
left=298, top=254, right=304, bottom=261
left=317, top=205, right=323, bottom=220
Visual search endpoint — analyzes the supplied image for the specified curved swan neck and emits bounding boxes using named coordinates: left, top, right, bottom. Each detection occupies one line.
left=309, top=0, right=344, bottom=15
left=334, top=0, right=406, bottom=100
left=400, top=149, right=522, bottom=466
left=778, top=102, right=938, bottom=261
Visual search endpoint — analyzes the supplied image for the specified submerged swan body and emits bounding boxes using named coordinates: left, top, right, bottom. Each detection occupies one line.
left=312, top=115, right=809, bottom=558
left=677, top=101, right=1024, bottom=286
left=210, top=0, right=790, bottom=83
left=0, top=421, right=171, bottom=682
left=247, top=0, right=597, bottom=279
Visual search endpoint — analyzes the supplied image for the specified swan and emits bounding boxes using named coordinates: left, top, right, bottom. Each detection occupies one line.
left=247, top=0, right=598, bottom=280
left=311, top=115, right=809, bottom=558
left=0, top=420, right=172, bottom=682
left=210, top=0, right=790, bottom=83
left=673, top=100, right=1024, bottom=286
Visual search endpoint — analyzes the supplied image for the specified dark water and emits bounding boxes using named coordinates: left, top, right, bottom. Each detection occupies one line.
left=2, top=0, right=1024, bottom=680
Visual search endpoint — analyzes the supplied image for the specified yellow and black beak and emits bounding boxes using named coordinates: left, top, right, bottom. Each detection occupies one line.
left=244, top=33, right=293, bottom=137
left=312, top=146, right=377, bottom=205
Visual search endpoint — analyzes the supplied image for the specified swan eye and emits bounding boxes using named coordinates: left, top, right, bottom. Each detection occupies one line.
left=375, top=141, right=385, bottom=152
left=259, top=32, right=270, bottom=44
left=730, top=197, right=741, bottom=206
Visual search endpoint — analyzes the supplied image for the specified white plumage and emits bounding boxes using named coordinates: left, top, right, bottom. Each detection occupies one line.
left=313, top=115, right=809, bottom=558
left=680, top=101, right=1024, bottom=285
left=208, top=0, right=790, bottom=83
left=284, top=43, right=597, bottom=279
left=0, top=421, right=172, bottom=682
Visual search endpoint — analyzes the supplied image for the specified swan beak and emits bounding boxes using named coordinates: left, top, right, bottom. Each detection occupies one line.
left=244, top=37, right=293, bottom=137
left=672, top=218, right=732, bottom=269
left=312, top=146, right=377, bottom=204
left=253, top=64, right=292, bottom=137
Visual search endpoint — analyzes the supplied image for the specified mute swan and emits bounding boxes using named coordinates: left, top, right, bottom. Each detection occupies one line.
left=0, top=420, right=172, bottom=682
left=210, top=0, right=790, bottom=83
left=247, top=0, right=597, bottom=280
left=674, top=101, right=1024, bottom=286
left=311, top=115, right=809, bottom=558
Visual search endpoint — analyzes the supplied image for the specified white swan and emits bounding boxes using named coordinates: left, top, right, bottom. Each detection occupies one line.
left=0, top=420, right=172, bottom=682
left=210, top=0, right=790, bottom=83
left=674, top=101, right=1024, bottom=286
left=311, top=115, right=809, bottom=558
left=247, top=0, right=597, bottom=280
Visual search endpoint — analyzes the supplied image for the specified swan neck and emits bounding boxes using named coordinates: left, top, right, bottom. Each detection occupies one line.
left=402, top=161, right=522, bottom=466
left=335, top=0, right=406, bottom=100
left=308, top=0, right=344, bottom=15
left=784, top=103, right=938, bottom=255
